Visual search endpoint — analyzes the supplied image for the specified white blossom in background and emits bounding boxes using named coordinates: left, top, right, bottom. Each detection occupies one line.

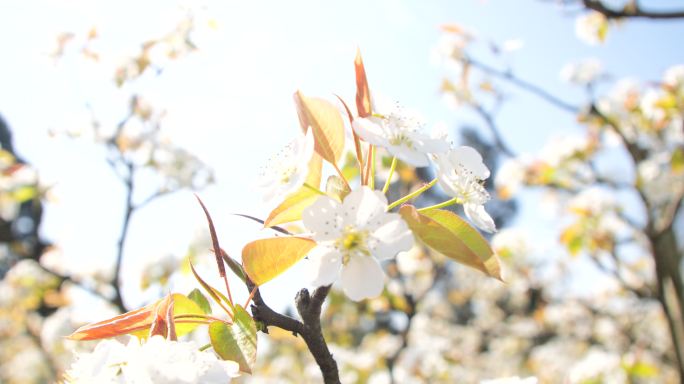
left=433, top=146, right=496, bottom=233
left=567, top=348, right=625, bottom=383
left=352, top=101, right=448, bottom=167
left=256, top=129, right=314, bottom=203
left=494, top=157, right=528, bottom=199
left=575, top=11, right=608, bottom=45
left=65, top=336, right=240, bottom=383
left=302, top=186, right=414, bottom=301
left=480, top=376, right=538, bottom=384
left=560, top=58, right=603, bottom=86
left=664, top=64, right=684, bottom=94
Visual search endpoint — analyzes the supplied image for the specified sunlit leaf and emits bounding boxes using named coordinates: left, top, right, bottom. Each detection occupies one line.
left=354, top=49, right=372, bottom=118
left=187, top=288, right=212, bottom=314
left=242, top=237, right=316, bottom=285
left=399, top=205, right=501, bottom=280
left=293, top=91, right=345, bottom=165
left=67, top=293, right=203, bottom=341
left=560, top=224, right=584, bottom=256
left=209, top=305, right=257, bottom=374
left=221, top=249, right=247, bottom=283
left=263, top=188, right=320, bottom=228
left=189, top=263, right=234, bottom=314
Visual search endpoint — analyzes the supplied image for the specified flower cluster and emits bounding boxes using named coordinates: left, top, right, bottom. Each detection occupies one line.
left=64, top=336, right=240, bottom=383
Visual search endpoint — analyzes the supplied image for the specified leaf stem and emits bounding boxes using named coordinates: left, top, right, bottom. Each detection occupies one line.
left=368, top=146, right=376, bottom=189
left=303, top=182, right=327, bottom=196
left=417, top=197, right=460, bottom=212
left=386, top=178, right=437, bottom=211
left=382, top=156, right=397, bottom=194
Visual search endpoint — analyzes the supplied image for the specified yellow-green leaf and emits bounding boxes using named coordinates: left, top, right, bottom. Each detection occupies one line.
left=209, top=305, right=257, bottom=374
left=242, top=237, right=316, bottom=285
left=399, top=205, right=501, bottom=280
left=294, top=91, right=345, bottom=165
left=264, top=188, right=321, bottom=228
left=187, top=288, right=212, bottom=314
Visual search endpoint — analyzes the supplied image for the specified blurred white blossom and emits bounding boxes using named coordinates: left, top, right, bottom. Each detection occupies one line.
left=575, top=11, right=608, bottom=45
left=65, top=335, right=240, bottom=383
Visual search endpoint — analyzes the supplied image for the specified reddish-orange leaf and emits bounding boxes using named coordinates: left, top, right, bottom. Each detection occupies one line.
left=354, top=49, right=372, bottom=118
left=67, top=294, right=202, bottom=341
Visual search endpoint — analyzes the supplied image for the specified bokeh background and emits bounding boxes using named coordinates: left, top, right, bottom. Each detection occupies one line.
left=1, top=0, right=683, bottom=382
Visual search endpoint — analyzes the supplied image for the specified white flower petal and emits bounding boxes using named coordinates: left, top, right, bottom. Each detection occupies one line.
left=388, top=144, right=431, bottom=167
left=341, top=256, right=385, bottom=301
left=302, top=196, right=343, bottom=241
left=352, top=117, right=390, bottom=147
left=341, top=186, right=388, bottom=228
left=307, top=246, right=343, bottom=287
left=368, top=214, right=414, bottom=260
left=464, top=203, right=497, bottom=233
left=450, top=146, right=490, bottom=179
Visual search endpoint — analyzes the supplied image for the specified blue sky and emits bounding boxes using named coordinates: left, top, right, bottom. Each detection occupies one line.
left=0, top=0, right=682, bottom=311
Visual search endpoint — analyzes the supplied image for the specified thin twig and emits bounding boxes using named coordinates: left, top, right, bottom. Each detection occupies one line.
left=111, top=161, right=135, bottom=313
left=582, top=0, right=684, bottom=19
left=467, top=58, right=580, bottom=114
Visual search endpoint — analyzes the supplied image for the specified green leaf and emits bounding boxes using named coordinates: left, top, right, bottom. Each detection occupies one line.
left=189, top=263, right=234, bottom=314
left=209, top=305, right=257, bottom=374
left=293, top=91, right=345, bottom=165
left=242, top=237, right=316, bottom=285
left=220, top=249, right=247, bottom=283
left=187, top=288, right=212, bottom=314
left=399, top=205, right=501, bottom=280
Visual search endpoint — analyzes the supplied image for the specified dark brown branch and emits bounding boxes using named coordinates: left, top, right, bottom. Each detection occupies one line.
left=582, top=0, right=684, bottom=19
left=246, top=277, right=339, bottom=384
left=246, top=278, right=304, bottom=335
left=295, top=285, right=340, bottom=384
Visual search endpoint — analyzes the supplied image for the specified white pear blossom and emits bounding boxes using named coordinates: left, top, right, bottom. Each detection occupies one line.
left=560, top=58, right=603, bottom=85
left=352, top=102, right=448, bottom=167
left=575, top=11, right=608, bottom=45
left=302, top=186, right=414, bottom=301
left=480, top=377, right=538, bottom=384
left=64, top=336, right=240, bottom=384
left=433, top=146, right=496, bottom=233
left=664, top=64, right=684, bottom=93
left=256, top=129, right=314, bottom=203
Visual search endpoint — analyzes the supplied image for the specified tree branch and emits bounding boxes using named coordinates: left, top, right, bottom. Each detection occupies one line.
left=582, top=0, right=684, bottom=20
left=111, top=161, right=135, bottom=313
left=467, top=58, right=580, bottom=114
left=473, top=104, right=516, bottom=158
left=246, top=278, right=340, bottom=384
